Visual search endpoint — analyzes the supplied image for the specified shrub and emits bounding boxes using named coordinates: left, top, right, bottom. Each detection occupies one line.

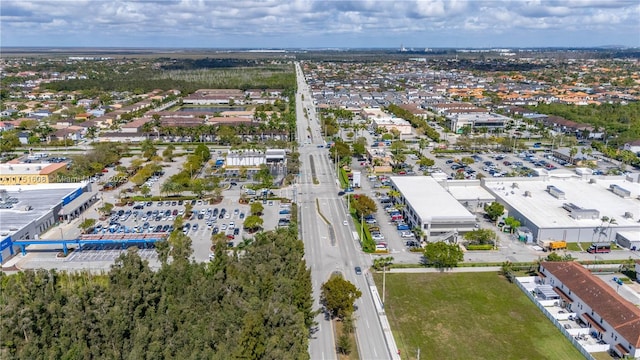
left=466, top=244, right=494, bottom=251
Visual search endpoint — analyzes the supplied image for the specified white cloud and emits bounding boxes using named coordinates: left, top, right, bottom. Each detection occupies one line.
left=0, top=0, right=638, bottom=47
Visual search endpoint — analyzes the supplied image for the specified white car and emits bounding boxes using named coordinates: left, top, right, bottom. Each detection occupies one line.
left=221, top=224, right=228, bottom=230
left=229, top=222, right=235, bottom=229
left=343, top=220, right=348, bottom=226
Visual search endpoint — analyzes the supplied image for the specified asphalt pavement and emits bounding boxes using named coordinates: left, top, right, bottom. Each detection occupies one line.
left=295, top=62, right=394, bottom=360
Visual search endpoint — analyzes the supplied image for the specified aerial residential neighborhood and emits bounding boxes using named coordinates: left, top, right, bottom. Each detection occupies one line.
left=1, top=0, right=640, bottom=358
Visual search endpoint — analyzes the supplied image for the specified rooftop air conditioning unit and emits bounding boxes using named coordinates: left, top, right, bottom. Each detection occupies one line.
left=624, top=212, right=634, bottom=219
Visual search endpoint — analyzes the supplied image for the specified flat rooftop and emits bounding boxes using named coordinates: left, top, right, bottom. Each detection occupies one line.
left=445, top=180, right=495, bottom=202
left=0, top=162, right=66, bottom=176
left=0, top=183, right=82, bottom=236
left=484, top=176, right=640, bottom=229
left=390, top=176, right=475, bottom=222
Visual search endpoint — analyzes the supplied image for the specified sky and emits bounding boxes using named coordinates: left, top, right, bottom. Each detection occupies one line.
left=1, top=0, right=639, bottom=49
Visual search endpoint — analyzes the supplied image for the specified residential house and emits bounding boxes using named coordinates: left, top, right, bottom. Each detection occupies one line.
left=539, top=261, right=640, bottom=359
left=17, top=131, right=30, bottom=144
left=623, top=140, right=640, bottom=155
left=0, top=122, right=15, bottom=132
left=0, top=109, right=18, bottom=118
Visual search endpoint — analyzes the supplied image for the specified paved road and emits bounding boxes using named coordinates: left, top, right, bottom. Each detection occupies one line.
left=295, top=63, right=391, bottom=360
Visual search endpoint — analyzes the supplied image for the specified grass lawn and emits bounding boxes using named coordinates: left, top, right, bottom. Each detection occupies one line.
left=566, top=242, right=584, bottom=251
left=374, top=272, right=584, bottom=360
left=335, top=320, right=359, bottom=360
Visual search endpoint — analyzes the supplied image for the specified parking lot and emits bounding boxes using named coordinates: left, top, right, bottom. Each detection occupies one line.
left=66, top=244, right=157, bottom=263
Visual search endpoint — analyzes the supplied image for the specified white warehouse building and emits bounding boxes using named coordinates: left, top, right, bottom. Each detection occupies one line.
left=389, top=176, right=477, bottom=241
left=482, top=173, right=640, bottom=244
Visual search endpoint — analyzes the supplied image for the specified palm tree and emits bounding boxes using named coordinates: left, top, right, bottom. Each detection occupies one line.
left=412, top=226, right=425, bottom=243
left=594, top=216, right=617, bottom=242
left=387, top=190, right=401, bottom=201
left=418, top=138, right=428, bottom=156
left=372, top=256, right=394, bottom=271
left=569, top=147, right=578, bottom=164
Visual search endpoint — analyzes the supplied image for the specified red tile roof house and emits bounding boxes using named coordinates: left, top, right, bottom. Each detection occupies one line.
left=0, top=121, right=15, bottom=132
left=539, top=261, right=640, bottom=358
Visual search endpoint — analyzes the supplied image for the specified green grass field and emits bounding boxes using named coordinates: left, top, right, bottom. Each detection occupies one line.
left=374, top=272, right=584, bottom=360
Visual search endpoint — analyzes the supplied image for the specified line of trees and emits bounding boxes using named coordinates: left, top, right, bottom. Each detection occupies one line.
left=386, top=104, right=440, bottom=142
left=0, top=227, right=314, bottom=359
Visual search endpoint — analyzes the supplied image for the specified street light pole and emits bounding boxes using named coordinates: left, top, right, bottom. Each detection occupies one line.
left=361, top=213, right=364, bottom=243
left=382, top=264, right=386, bottom=307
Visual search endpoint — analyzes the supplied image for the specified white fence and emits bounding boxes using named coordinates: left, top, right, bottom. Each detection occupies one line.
left=515, top=277, right=601, bottom=360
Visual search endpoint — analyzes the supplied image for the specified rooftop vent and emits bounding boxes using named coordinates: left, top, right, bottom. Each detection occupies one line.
left=562, top=202, right=599, bottom=220
left=624, top=212, right=634, bottom=219
left=547, top=185, right=565, bottom=199
left=609, top=184, right=631, bottom=199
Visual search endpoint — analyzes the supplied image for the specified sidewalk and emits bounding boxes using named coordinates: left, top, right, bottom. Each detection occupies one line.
left=388, top=266, right=501, bottom=273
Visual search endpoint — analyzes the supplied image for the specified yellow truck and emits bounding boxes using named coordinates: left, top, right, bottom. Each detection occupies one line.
left=549, top=241, right=567, bottom=250
left=538, top=240, right=567, bottom=251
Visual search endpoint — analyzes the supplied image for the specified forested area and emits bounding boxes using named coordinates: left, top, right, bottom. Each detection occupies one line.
left=530, top=102, right=640, bottom=145
left=42, top=60, right=295, bottom=94
left=0, top=227, right=315, bottom=359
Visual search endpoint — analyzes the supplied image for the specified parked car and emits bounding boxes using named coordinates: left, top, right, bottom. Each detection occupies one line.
left=397, top=223, right=410, bottom=231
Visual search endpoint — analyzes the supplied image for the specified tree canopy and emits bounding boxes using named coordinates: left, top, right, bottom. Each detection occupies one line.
left=484, top=202, right=505, bottom=221
left=463, top=229, right=496, bottom=245
left=351, top=194, right=377, bottom=218
left=321, top=275, right=362, bottom=320
left=0, top=227, right=314, bottom=359
left=423, top=241, right=464, bottom=269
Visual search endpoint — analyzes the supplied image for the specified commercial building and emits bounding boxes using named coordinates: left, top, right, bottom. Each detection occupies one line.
left=222, top=149, right=287, bottom=179
left=443, top=180, right=496, bottom=211
left=539, top=261, right=640, bottom=359
left=482, top=173, right=640, bottom=244
left=389, top=176, right=476, bottom=241
left=447, top=112, right=510, bottom=133
left=0, top=162, right=68, bottom=185
left=0, top=182, right=98, bottom=263
left=362, top=107, right=413, bottom=135
left=371, top=117, right=413, bottom=135
left=183, top=89, right=246, bottom=105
